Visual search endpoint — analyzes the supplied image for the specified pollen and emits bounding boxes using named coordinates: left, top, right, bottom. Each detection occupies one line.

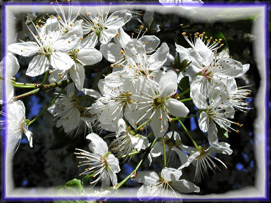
left=120, top=50, right=125, bottom=55
left=115, top=33, right=120, bottom=37
left=159, top=117, right=162, bottom=120
left=140, top=25, right=144, bottom=29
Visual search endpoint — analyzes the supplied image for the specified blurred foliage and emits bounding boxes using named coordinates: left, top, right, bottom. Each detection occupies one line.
left=0, top=0, right=270, bottom=203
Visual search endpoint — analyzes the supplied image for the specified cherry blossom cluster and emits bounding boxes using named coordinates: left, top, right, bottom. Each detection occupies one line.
left=1, top=4, right=251, bottom=200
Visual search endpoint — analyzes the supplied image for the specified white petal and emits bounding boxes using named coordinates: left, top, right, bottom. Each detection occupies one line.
left=54, top=32, right=80, bottom=52
left=81, top=33, right=98, bottom=48
left=62, top=108, right=80, bottom=133
left=159, top=70, right=177, bottom=97
left=86, top=133, right=108, bottom=156
left=114, top=28, right=131, bottom=47
left=236, top=64, right=250, bottom=78
left=70, top=63, right=85, bottom=90
left=190, top=76, right=208, bottom=109
left=198, top=111, right=209, bottom=132
left=50, top=52, right=74, bottom=71
left=81, top=88, right=101, bottom=99
left=106, top=154, right=121, bottom=173
left=171, top=179, right=200, bottom=193
left=172, top=147, right=188, bottom=164
left=150, top=110, right=168, bottom=138
left=24, top=130, right=33, bottom=148
left=8, top=42, right=40, bottom=57
left=27, top=55, right=50, bottom=77
left=77, top=48, right=102, bottom=65
left=148, top=43, right=169, bottom=71
left=104, top=10, right=132, bottom=29
left=217, top=58, right=243, bottom=77
left=178, top=151, right=200, bottom=170
left=161, top=167, right=182, bottom=182
left=209, top=142, right=233, bottom=155
left=139, top=35, right=160, bottom=53
left=150, top=141, right=163, bottom=157
left=165, top=98, right=189, bottom=118
left=5, top=53, right=20, bottom=77
left=100, top=29, right=118, bottom=44
left=208, top=120, right=218, bottom=144
left=48, top=70, right=67, bottom=83
left=99, top=101, right=123, bottom=125
left=100, top=43, right=122, bottom=63
left=134, top=171, right=159, bottom=185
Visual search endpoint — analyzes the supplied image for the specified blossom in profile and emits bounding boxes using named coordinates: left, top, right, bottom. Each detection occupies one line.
left=7, top=100, right=33, bottom=153
left=74, top=133, right=120, bottom=188
left=0, top=53, right=20, bottom=104
left=150, top=131, right=193, bottom=166
left=179, top=142, right=233, bottom=182
left=134, top=167, right=200, bottom=200
left=109, top=119, right=149, bottom=160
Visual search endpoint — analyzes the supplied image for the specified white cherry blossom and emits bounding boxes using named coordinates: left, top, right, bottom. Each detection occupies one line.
left=109, top=119, right=149, bottom=160
left=82, top=9, right=132, bottom=46
left=134, top=167, right=199, bottom=200
left=7, top=100, right=33, bottom=152
left=0, top=53, right=20, bottom=103
left=125, top=71, right=189, bottom=138
left=8, top=16, right=81, bottom=77
left=191, top=78, right=237, bottom=143
left=74, top=133, right=120, bottom=188
left=179, top=142, right=233, bottom=182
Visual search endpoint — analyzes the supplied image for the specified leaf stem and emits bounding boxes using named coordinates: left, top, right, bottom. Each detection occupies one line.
left=135, top=119, right=150, bottom=132
left=162, top=137, right=167, bottom=167
left=12, top=79, right=71, bottom=101
left=28, top=89, right=64, bottom=126
left=178, top=87, right=190, bottom=98
left=180, top=98, right=192, bottom=102
left=178, top=119, right=198, bottom=148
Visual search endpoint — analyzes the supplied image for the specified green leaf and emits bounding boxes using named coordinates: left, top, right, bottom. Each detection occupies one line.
left=178, top=76, right=190, bottom=91
left=65, top=179, right=83, bottom=191
left=82, top=173, right=95, bottom=186
left=214, top=32, right=228, bottom=49
left=217, top=124, right=229, bottom=138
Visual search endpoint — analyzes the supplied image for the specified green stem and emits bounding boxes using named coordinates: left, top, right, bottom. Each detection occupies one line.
left=119, top=150, right=140, bottom=159
left=28, top=89, right=64, bottom=126
left=180, top=98, right=192, bottom=102
left=162, top=137, right=167, bottom=167
left=11, top=81, right=36, bottom=88
left=135, top=119, right=150, bottom=132
left=178, top=119, right=198, bottom=148
left=41, top=71, right=49, bottom=85
left=178, top=87, right=190, bottom=98
left=114, top=137, right=158, bottom=189
left=13, top=88, right=40, bottom=100
left=171, top=114, right=200, bottom=121
left=146, top=132, right=153, bottom=138
left=12, top=79, right=71, bottom=100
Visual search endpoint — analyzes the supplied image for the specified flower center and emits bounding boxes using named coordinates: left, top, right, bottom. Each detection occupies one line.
left=202, top=67, right=213, bottom=80
left=41, top=45, right=54, bottom=58
left=153, top=96, right=165, bottom=109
